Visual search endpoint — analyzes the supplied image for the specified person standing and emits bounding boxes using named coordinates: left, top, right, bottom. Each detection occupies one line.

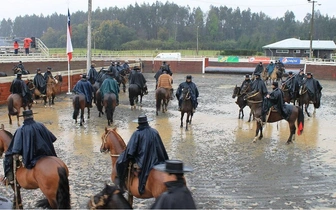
left=116, top=114, right=169, bottom=195
left=157, top=70, right=174, bottom=100
left=100, top=72, right=120, bottom=105
left=72, top=73, right=95, bottom=108
left=175, top=75, right=199, bottom=112
left=23, top=40, right=30, bottom=55
left=2, top=110, right=57, bottom=185
left=151, top=160, right=196, bottom=209
left=13, top=41, right=19, bottom=55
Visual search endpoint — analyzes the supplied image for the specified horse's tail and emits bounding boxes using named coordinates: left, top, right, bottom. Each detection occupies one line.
left=156, top=89, right=162, bottom=112
left=73, top=96, right=80, bottom=119
left=7, top=96, right=18, bottom=116
left=56, top=167, right=71, bottom=209
left=106, top=95, right=113, bottom=120
left=297, top=106, right=304, bottom=135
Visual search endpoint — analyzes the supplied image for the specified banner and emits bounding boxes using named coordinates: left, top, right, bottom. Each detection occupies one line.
left=248, top=56, right=270, bottom=63
left=279, top=57, right=301, bottom=65
left=218, top=56, right=239, bottom=62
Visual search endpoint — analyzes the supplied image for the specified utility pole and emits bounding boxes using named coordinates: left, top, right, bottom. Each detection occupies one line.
left=87, top=0, right=92, bottom=72
left=196, top=26, right=199, bottom=56
left=308, top=0, right=316, bottom=59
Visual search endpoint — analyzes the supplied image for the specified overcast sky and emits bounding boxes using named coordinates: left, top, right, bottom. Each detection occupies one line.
left=0, top=0, right=334, bottom=21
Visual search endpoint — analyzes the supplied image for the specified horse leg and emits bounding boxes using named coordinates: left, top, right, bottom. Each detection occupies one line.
left=123, top=82, right=126, bottom=93
left=286, top=121, right=296, bottom=144
left=180, top=112, right=184, bottom=128
left=253, top=121, right=262, bottom=143
left=80, top=109, right=84, bottom=126
left=305, top=103, right=310, bottom=117
left=87, top=107, right=90, bottom=119
left=189, top=113, right=193, bottom=124
left=16, top=114, right=20, bottom=126
left=127, top=193, right=133, bottom=208
left=185, top=113, right=189, bottom=131
left=12, top=186, right=23, bottom=209
left=140, top=95, right=143, bottom=107
left=8, top=114, right=12, bottom=125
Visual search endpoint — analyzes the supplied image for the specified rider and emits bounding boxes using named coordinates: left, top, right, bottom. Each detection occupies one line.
left=2, top=110, right=57, bottom=185
left=129, top=66, right=147, bottom=92
left=72, top=73, right=95, bottom=108
left=151, top=160, right=196, bottom=209
left=157, top=70, right=174, bottom=100
left=87, top=63, right=98, bottom=85
left=253, top=62, right=264, bottom=76
left=282, top=71, right=295, bottom=99
left=122, top=60, right=130, bottom=71
left=33, top=68, right=46, bottom=96
left=116, top=61, right=123, bottom=72
left=263, top=81, right=288, bottom=123
left=107, top=61, right=119, bottom=83
left=116, top=114, right=169, bottom=195
left=240, top=74, right=252, bottom=90
left=266, top=61, right=275, bottom=77
left=16, top=61, right=29, bottom=75
left=293, top=69, right=305, bottom=97
left=162, top=61, right=172, bottom=76
left=43, top=66, right=53, bottom=81
left=10, top=71, right=32, bottom=107
left=303, top=72, right=323, bottom=104
left=277, top=59, right=285, bottom=71
left=251, top=72, right=268, bottom=97
left=100, top=71, right=120, bottom=105
left=175, top=75, right=199, bottom=113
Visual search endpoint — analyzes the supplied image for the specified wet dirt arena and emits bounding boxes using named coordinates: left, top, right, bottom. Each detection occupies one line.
left=1, top=73, right=336, bottom=209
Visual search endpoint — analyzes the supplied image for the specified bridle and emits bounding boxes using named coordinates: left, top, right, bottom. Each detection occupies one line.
left=183, top=88, right=191, bottom=101
left=102, top=129, right=120, bottom=158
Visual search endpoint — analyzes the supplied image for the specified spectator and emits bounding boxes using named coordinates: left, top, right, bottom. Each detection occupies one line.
left=13, top=41, right=19, bottom=55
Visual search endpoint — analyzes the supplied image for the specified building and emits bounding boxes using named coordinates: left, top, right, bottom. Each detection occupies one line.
left=262, top=38, right=336, bottom=59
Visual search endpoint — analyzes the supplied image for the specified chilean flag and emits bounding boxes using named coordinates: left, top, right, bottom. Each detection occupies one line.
left=66, top=9, right=73, bottom=61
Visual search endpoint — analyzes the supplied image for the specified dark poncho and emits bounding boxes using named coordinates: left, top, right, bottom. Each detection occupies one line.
left=33, top=73, right=46, bottom=93
left=10, top=78, right=29, bottom=97
left=116, top=124, right=169, bottom=195
left=129, top=71, right=147, bottom=89
left=73, top=78, right=94, bottom=103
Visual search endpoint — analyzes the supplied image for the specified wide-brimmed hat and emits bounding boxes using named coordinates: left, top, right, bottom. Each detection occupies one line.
left=132, top=114, right=153, bottom=123
left=272, top=81, right=278, bottom=87
left=307, top=72, right=312, bottom=76
left=245, top=74, right=250, bottom=78
left=254, top=72, right=260, bottom=76
left=154, top=160, right=193, bottom=174
left=186, top=75, right=192, bottom=79
left=288, top=71, right=293, bottom=75
left=18, top=110, right=34, bottom=117
left=82, top=73, right=87, bottom=78
left=133, top=66, right=141, bottom=70
left=47, top=67, right=52, bottom=70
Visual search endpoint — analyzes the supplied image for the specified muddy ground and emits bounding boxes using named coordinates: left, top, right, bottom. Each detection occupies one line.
left=1, top=73, right=336, bottom=209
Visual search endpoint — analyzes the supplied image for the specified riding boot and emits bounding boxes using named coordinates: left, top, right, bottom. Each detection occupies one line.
left=178, top=100, right=182, bottom=111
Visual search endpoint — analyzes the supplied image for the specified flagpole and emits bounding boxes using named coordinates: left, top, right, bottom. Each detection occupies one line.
left=66, top=8, right=73, bottom=94
left=67, top=59, right=72, bottom=94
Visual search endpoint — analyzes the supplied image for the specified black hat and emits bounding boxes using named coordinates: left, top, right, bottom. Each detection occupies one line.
left=245, top=74, right=250, bottom=78
left=162, top=61, right=167, bottom=64
left=254, top=72, right=260, bottom=76
left=307, top=72, right=312, bottom=76
left=154, top=160, right=193, bottom=174
left=186, top=75, right=192, bottom=79
left=36, top=68, right=41, bottom=72
left=272, top=81, right=278, bottom=87
left=22, top=110, right=33, bottom=117
left=288, top=71, right=293, bottom=75
left=82, top=73, right=87, bottom=78
left=299, top=68, right=304, bottom=72
left=19, top=61, right=22, bottom=63
left=132, top=114, right=153, bottom=123
left=133, top=66, right=141, bottom=70
left=16, top=71, right=22, bottom=76
left=259, top=62, right=262, bottom=64
left=47, top=67, right=52, bottom=70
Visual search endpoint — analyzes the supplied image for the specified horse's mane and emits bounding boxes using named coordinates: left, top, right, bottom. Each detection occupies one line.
left=1, top=129, right=13, bottom=139
left=106, top=128, right=126, bottom=148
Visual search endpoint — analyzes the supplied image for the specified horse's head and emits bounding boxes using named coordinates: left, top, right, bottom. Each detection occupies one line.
left=100, top=127, right=111, bottom=153
left=88, top=183, right=131, bottom=209
left=299, top=83, right=306, bottom=95
left=26, top=79, right=35, bottom=91
left=232, top=85, right=240, bottom=98
left=100, top=127, right=126, bottom=154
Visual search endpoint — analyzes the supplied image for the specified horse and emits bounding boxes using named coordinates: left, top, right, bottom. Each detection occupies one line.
left=95, top=89, right=104, bottom=117
left=180, top=88, right=194, bottom=131
left=298, top=83, right=318, bottom=117
left=12, top=66, right=29, bottom=75
left=155, top=87, right=171, bottom=116
left=232, top=85, right=253, bottom=121
left=100, top=128, right=167, bottom=206
left=261, top=68, right=270, bottom=85
left=118, top=69, right=130, bottom=93
left=87, top=184, right=132, bottom=209
left=43, top=75, right=56, bottom=106
left=103, top=93, right=117, bottom=126
left=245, top=91, right=304, bottom=144
left=128, top=84, right=148, bottom=110
left=270, top=67, right=285, bottom=83
left=72, top=94, right=90, bottom=126
left=7, top=94, right=32, bottom=126
left=0, top=129, right=70, bottom=209
left=281, top=82, right=299, bottom=105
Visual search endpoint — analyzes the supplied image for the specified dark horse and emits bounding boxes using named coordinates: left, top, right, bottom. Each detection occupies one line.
left=95, top=89, right=104, bottom=117
left=7, top=94, right=32, bottom=126
left=180, top=88, right=194, bottom=131
left=0, top=128, right=70, bottom=209
left=245, top=91, right=304, bottom=144
left=72, top=94, right=90, bottom=126
left=232, top=85, right=253, bottom=121
left=155, top=87, right=170, bottom=116
left=87, top=184, right=132, bottom=209
left=103, top=93, right=117, bottom=126
left=282, top=82, right=299, bottom=105
left=100, top=128, right=168, bottom=206
left=298, top=83, right=318, bottom=117
left=118, top=69, right=130, bottom=93
left=128, top=84, right=148, bottom=110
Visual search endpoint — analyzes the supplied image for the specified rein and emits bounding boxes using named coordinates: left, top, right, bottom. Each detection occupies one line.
left=103, top=129, right=120, bottom=157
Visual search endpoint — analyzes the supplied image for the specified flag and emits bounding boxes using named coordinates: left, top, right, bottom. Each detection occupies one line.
left=66, top=9, right=73, bottom=61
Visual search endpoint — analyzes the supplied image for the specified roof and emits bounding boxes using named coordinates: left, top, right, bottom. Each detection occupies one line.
left=262, top=38, right=336, bottom=50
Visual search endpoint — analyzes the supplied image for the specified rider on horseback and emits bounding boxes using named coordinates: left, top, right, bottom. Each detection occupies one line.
left=240, top=74, right=252, bottom=91
left=303, top=72, right=323, bottom=104
left=100, top=72, right=120, bottom=105
left=2, top=110, right=57, bottom=185
left=10, top=71, right=32, bottom=107
left=33, top=68, right=46, bottom=96
left=15, top=61, right=29, bottom=75
left=282, top=71, right=295, bottom=99
left=116, top=114, right=169, bottom=195
left=263, top=81, right=289, bottom=123
left=72, top=73, right=95, bottom=108
left=266, top=61, right=275, bottom=77
left=129, top=66, right=147, bottom=93
left=253, top=62, right=264, bottom=76
left=43, top=66, right=53, bottom=81
left=176, top=75, right=199, bottom=113
left=107, top=61, right=120, bottom=83
left=251, top=72, right=268, bottom=97
left=87, top=63, right=98, bottom=85
left=157, top=70, right=174, bottom=100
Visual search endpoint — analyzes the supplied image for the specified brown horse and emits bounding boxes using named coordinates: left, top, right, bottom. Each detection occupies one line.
left=103, top=93, right=117, bottom=126
left=180, top=88, right=193, bottom=131
left=7, top=94, right=32, bottom=126
left=232, top=85, right=253, bottom=121
left=245, top=91, right=304, bottom=144
left=100, top=128, right=167, bottom=206
left=118, top=69, right=130, bottom=93
left=87, top=184, right=132, bottom=209
left=95, top=89, right=104, bottom=117
left=44, top=75, right=56, bottom=106
left=72, top=94, right=90, bottom=126
left=298, top=83, right=317, bottom=117
left=261, top=68, right=270, bottom=85
left=155, top=87, right=171, bottom=116
left=0, top=128, right=70, bottom=209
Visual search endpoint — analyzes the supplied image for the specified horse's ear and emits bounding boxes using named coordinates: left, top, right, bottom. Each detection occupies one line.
left=105, top=127, right=108, bottom=133
left=113, top=127, right=117, bottom=131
